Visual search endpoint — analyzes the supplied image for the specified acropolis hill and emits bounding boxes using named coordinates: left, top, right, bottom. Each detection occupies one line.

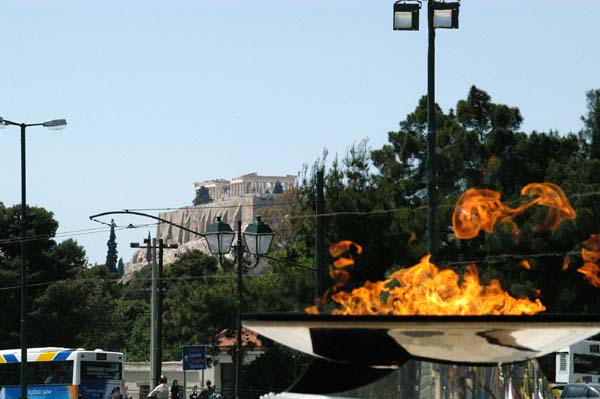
left=125, top=173, right=295, bottom=276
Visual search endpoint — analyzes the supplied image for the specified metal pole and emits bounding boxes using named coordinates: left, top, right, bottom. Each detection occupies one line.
left=157, top=239, right=164, bottom=386
left=20, top=123, right=28, bottom=399
left=150, top=238, right=158, bottom=389
left=315, top=169, right=325, bottom=298
left=426, top=0, right=438, bottom=258
left=235, top=220, right=243, bottom=399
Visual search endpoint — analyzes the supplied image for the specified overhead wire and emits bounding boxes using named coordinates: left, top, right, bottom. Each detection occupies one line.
left=0, top=223, right=159, bottom=245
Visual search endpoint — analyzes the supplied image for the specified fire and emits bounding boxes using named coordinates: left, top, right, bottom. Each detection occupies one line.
left=452, top=183, right=576, bottom=240
left=307, top=243, right=546, bottom=316
left=306, top=183, right=583, bottom=316
left=578, top=235, right=600, bottom=287
left=519, top=260, right=531, bottom=270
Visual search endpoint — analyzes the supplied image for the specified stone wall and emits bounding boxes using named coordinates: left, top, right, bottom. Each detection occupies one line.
left=125, top=194, right=281, bottom=275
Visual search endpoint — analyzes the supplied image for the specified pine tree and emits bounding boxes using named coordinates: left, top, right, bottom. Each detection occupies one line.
left=146, top=232, right=153, bottom=263
left=105, top=219, right=118, bottom=274
left=582, top=89, right=600, bottom=159
left=117, top=257, right=125, bottom=277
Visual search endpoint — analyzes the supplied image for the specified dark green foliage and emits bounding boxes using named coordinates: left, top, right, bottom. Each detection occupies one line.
left=159, top=250, right=314, bottom=361
left=581, top=89, right=600, bottom=159
left=105, top=219, right=118, bottom=274
left=0, top=204, right=89, bottom=348
left=193, top=186, right=212, bottom=205
left=117, top=257, right=125, bottom=277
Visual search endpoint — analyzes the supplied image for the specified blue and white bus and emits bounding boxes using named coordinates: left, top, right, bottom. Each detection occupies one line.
left=0, top=347, right=124, bottom=399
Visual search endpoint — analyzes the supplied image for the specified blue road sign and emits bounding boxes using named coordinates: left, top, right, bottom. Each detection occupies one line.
left=182, top=345, right=207, bottom=370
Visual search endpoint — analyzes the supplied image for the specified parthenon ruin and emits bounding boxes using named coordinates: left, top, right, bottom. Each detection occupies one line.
left=194, top=172, right=295, bottom=200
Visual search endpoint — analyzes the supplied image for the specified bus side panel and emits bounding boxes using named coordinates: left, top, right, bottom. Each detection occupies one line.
left=0, top=385, right=77, bottom=399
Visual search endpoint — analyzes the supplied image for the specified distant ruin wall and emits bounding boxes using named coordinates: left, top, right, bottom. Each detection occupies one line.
left=156, top=194, right=278, bottom=244
left=124, top=194, right=280, bottom=275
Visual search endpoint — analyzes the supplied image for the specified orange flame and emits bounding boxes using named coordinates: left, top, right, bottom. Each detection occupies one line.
left=452, top=183, right=576, bottom=240
left=307, top=242, right=546, bottom=316
left=520, top=260, right=531, bottom=270
left=578, top=235, right=600, bottom=287
left=306, top=241, right=364, bottom=313
left=521, top=183, right=577, bottom=231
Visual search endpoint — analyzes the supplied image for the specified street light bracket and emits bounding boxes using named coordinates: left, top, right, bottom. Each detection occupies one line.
left=89, top=210, right=206, bottom=238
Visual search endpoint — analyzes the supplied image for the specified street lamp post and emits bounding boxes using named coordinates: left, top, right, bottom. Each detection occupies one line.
left=393, top=0, right=460, bottom=258
left=205, top=216, right=274, bottom=399
left=0, top=116, right=67, bottom=399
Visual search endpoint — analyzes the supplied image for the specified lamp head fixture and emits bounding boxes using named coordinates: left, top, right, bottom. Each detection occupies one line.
left=204, top=216, right=235, bottom=256
left=43, top=119, right=68, bottom=130
left=432, top=1, right=460, bottom=29
left=393, top=1, right=421, bottom=31
left=243, top=216, right=275, bottom=256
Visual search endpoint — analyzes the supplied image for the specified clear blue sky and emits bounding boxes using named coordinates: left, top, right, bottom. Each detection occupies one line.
left=1, top=0, right=599, bottom=265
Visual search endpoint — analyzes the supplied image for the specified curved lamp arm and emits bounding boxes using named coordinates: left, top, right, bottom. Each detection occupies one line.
left=89, top=209, right=205, bottom=238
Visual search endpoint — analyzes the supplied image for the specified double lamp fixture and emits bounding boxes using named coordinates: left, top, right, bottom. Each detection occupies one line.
left=393, top=0, right=460, bottom=31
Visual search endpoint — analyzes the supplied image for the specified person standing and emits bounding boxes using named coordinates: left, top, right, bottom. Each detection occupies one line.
left=147, top=375, right=169, bottom=399
left=200, top=381, right=215, bottom=399
left=170, top=380, right=180, bottom=399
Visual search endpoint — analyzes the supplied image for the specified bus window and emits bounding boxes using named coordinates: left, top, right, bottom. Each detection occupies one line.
left=0, top=363, right=20, bottom=386
left=574, top=354, right=600, bottom=375
left=0, top=361, right=73, bottom=386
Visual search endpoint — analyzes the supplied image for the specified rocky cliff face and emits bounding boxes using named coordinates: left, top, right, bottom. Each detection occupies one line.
left=124, top=194, right=279, bottom=276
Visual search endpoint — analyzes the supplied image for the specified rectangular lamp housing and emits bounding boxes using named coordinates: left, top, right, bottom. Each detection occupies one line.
left=393, top=2, right=420, bottom=31
left=433, top=1, right=460, bottom=29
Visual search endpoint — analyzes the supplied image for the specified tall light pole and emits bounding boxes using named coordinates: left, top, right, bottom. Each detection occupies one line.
left=0, top=116, right=67, bottom=399
left=393, top=0, right=460, bottom=258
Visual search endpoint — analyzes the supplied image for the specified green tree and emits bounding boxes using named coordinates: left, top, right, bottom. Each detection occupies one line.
left=117, top=257, right=125, bottom=277
left=0, top=204, right=89, bottom=348
left=105, top=219, right=118, bottom=274
left=581, top=89, right=600, bottom=159
left=193, top=186, right=212, bottom=205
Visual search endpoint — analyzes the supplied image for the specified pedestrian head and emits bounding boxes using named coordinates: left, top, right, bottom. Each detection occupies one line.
left=160, top=375, right=167, bottom=384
